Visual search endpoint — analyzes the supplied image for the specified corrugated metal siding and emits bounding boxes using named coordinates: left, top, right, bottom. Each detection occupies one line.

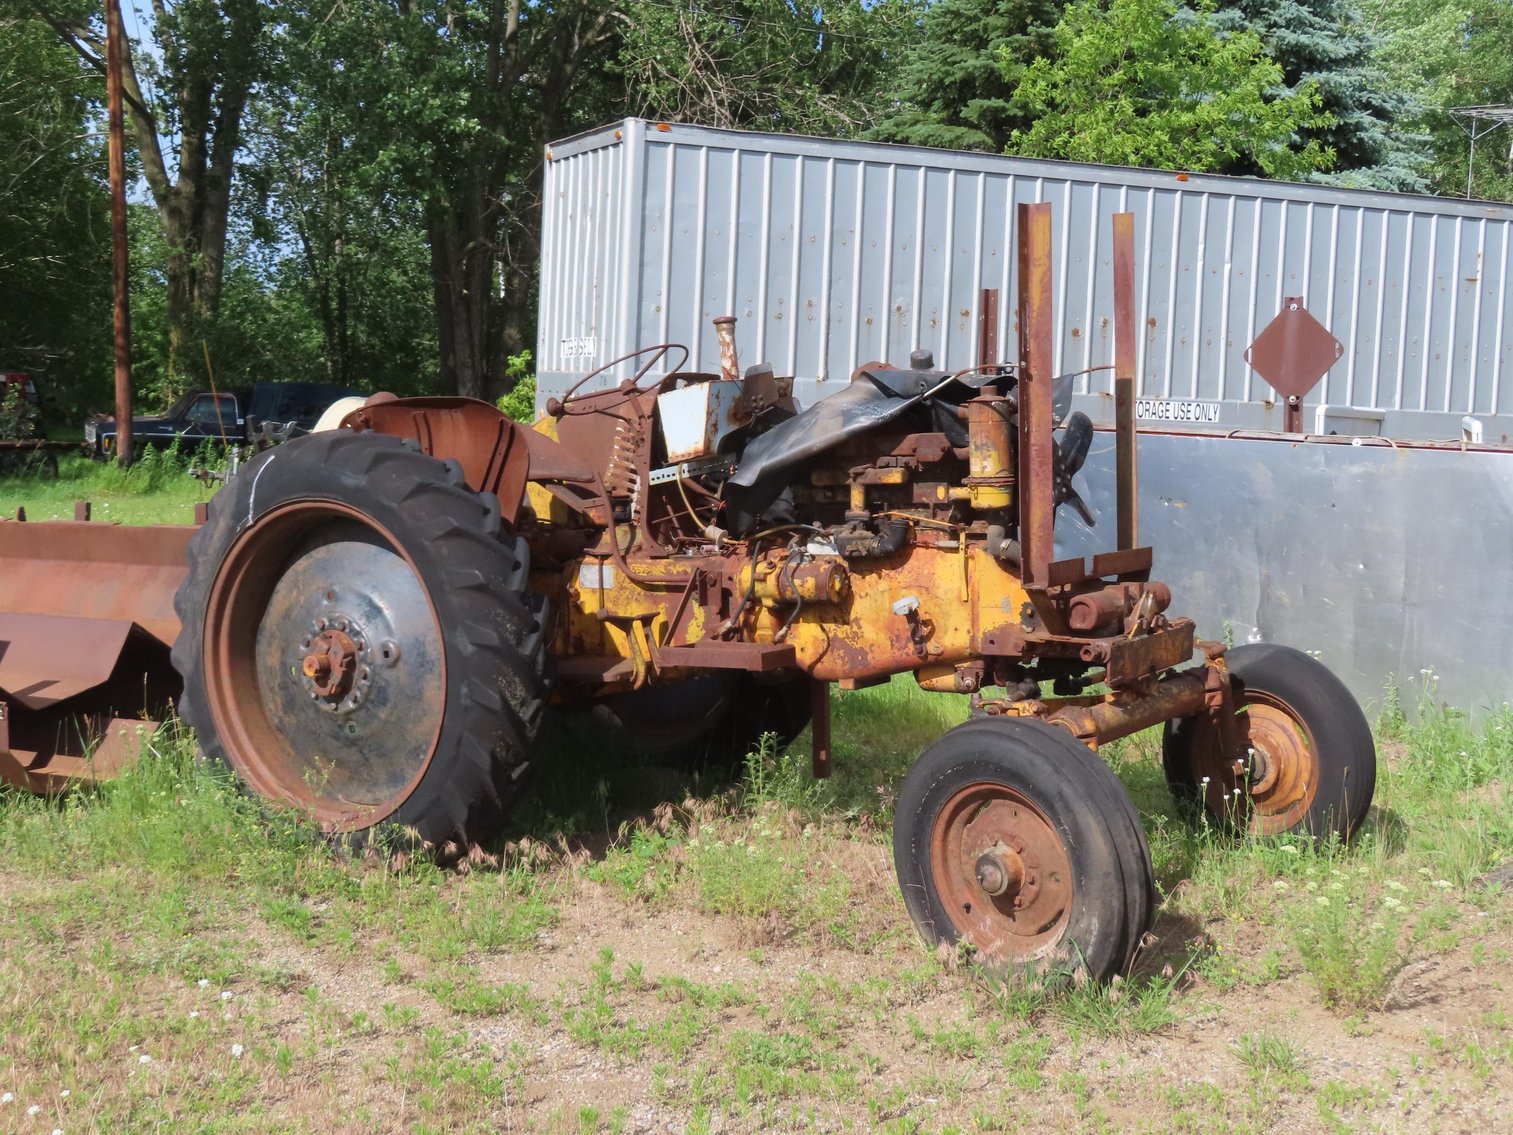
left=539, top=120, right=1513, bottom=440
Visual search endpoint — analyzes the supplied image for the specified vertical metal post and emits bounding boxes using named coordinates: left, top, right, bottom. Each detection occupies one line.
left=1016, top=203, right=1055, bottom=588
left=976, top=288, right=999, bottom=372
left=105, top=0, right=133, bottom=468
left=1112, top=212, right=1139, bottom=551
left=810, top=678, right=831, bottom=780
left=1284, top=396, right=1304, bottom=435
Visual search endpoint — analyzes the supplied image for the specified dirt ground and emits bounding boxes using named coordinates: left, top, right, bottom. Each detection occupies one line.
left=6, top=841, right=1494, bottom=1134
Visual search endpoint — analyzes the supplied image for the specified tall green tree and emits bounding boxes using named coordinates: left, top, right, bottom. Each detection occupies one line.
left=125, top=203, right=334, bottom=405
left=621, top=0, right=924, bottom=136
left=1008, top=0, right=1333, bottom=180
left=238, top=4, right=439, bottom=392
left=261, top=0, right=623, bottom=400
left=0, top=15, right=112, bottom=417
left=1373, top=0, right=1513, bottom=200
left=870, top=0, right=1062, bottom=152
left=1213, top=0, right=1428, bottom=191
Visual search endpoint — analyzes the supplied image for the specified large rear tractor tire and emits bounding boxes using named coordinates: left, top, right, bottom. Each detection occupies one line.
left=893, top=718, right=1154, bottom=983
left=172, top=430, right=550, bottom=849
left=1163, top=643, right=1376, bottom=841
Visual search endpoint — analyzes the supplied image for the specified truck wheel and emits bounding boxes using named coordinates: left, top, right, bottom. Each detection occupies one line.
left=1163, top=643, right=1375, bottom=841
left=172, top=430, right=550, bottom=849
left=893, top=717, right=1153, bottom=983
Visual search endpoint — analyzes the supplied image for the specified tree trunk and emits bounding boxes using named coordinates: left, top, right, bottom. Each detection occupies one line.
left=418, top=0, right=621, bottom=401
left=429, top=209, right=484, bottom=399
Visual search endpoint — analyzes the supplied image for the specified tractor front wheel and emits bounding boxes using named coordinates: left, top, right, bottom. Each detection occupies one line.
left=1163, top=643, right=1375, bottom=841
left=893, top=718, right=1153, bottom=983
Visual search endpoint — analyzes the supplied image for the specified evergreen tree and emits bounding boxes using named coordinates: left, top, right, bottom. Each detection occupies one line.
left=870, top=0, right=1065, bottom=152
left=1214, top=0, right=1429, bottom=191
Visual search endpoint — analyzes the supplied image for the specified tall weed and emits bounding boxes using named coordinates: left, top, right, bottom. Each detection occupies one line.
left=1290, top=881, right=1411, bottom=1011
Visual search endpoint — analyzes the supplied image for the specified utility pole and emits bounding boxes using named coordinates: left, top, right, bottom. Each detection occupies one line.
left=105, top=0, right=132, bottom=466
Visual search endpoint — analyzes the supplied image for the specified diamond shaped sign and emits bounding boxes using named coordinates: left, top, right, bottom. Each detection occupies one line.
left=1244, top=297, right=1343, bottom=400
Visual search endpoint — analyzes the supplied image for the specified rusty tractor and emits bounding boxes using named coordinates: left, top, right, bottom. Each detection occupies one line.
left=0, top=205, right=1376, bottom=981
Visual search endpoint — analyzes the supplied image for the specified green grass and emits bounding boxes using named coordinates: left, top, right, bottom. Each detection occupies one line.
left=0, top=449, right=216, bottom=524
left=1, top=677, right=1509, bottom=1131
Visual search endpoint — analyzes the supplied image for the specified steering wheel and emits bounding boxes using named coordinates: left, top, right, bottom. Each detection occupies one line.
left=549, top=343, right=691, bottom=416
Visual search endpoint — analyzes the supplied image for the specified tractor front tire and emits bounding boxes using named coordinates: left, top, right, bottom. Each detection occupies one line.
left=894, top=717, right=1153, bottom=983
left=1163, top=643, right=1376, bottom=841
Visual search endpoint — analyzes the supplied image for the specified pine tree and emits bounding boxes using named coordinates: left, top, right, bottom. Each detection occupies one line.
left=870, top=0, right=1065, bottom=152
left=1214, top=0, right=1429, bottom=191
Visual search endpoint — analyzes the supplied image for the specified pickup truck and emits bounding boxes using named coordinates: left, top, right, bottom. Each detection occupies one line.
left=84, top=381, right=365, bottom=458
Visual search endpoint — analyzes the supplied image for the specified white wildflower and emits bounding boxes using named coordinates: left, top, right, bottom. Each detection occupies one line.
left=1432, top=879, right=1453, bottom=890
left=28, top=1105, right=41, bottom=1116
left=1, top=1092, right=13, bottom=1104
left=1384, top=879, right=1407, bottom=892
left=220, top=991, right=233, bottom=1001
left=198, top=978, right=209, bottom=988
left=138, top=1055, right=151, bottom=1065
left=231, top=1044, right=244, bottom=1058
